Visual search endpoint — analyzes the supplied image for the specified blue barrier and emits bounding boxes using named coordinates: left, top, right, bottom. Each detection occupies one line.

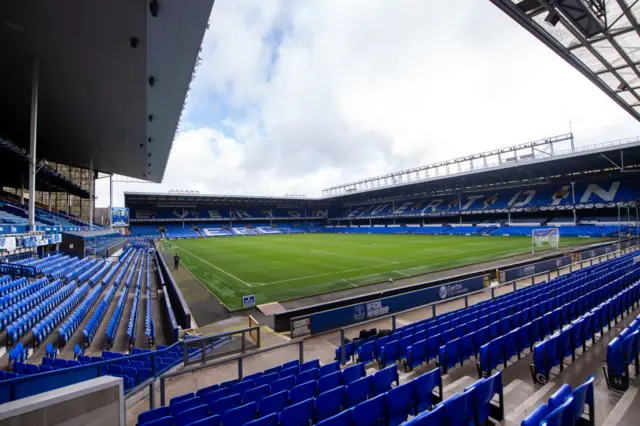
left=499, top=256, right=572, bottom=283
left=307, top=276, right=486, bottom=334
left=579, top=243, right=622, bottom=261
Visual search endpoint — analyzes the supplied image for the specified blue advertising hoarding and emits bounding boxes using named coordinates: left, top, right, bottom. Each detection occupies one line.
left=306, top=275, right=486, bottom=335
left=499, top=255, right=572, bottom=283
left=111, top=208, right=130, bottom=227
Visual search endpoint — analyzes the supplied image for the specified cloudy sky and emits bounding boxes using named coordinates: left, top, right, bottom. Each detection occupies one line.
left=96, top=0, right=639, bottom=207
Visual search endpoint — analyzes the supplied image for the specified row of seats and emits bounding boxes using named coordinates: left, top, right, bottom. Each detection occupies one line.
left=146, top=255, right=156, bottom=346
left=530, top=267, right=640, bottom=384
left=83, top=283, right=118, bottom=345
left=105, top=253, right=144, bottom=348
left=77, top=260, right=107, bottom=285
left=6, top=279, right=70, bottom=344
left=58, top=284, right=105, bottom=344
left=138, top=363, right=404, bottom=426
left=64, top=258, right=98, bottom=282
left=128, top=253, right=148, bottom=347
left=33, top=282, right=89, bottom=346
left=0, top=277, right=46, bottom=310
left=48, top=257, right=85, bottom=280
left=0, top=278, right=56, bottom=328
left=522, top=376, right=594, bottom=426
left=85, top=262, right=113, bottom=286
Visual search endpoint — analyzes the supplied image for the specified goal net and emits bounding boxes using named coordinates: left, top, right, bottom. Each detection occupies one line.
left=532, top=228, right=560, bottom=253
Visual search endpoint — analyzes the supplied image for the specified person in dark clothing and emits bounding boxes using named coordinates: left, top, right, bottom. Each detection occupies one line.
left=173, top=253, right=180, bottom=270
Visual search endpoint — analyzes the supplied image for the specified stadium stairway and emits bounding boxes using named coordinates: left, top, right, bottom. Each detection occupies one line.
left=127, top=248, right=640, bottom=426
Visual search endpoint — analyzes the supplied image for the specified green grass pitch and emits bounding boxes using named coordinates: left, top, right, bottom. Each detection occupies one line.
left=164, top=233, right=593, bottom=310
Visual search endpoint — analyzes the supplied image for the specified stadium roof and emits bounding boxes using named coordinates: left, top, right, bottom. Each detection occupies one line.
left=491, top=0, right=640, bottom=122
left=0, top=0, right=214, bottom=182
left=125, top=135, right=640, bottom=206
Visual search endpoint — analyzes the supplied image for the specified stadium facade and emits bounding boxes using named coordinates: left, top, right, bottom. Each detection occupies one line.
left=126, top=134, right=640, bottom=239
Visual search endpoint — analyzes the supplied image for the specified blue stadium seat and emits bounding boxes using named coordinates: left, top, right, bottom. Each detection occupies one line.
left=185, top=415, right=221, bottom=426
left=373, top=365, right=399, bottom=396
left=548, top=384, right=572, bottom=411
left=439, top=337, right=461, bottom=373
left=296, top=368, right=318, bottom=385
left=221, top=402, right=257, bottom=426
left=318, top=370, right=343, bottom=394
left=352, top=394, right=386, bottom=426
left=347, top=375, right=373, bottom=407
left=570, top=375, right=595, bottom=426
left=208, top=394, right=241, bottom=416
left=230, top=379, right=255, bottom=395
left=243, top=384, right=270, bottom=404
left=280, top=398, right=314, bottom=426
left=201, top=388, right=229, bottom=405
left=315, top=410, right=352, bottom=426
left=521, top=403, right=550, bottom=426
left=270, top=375, right=296, bottom=394
left=142, top=417, right=174, bottom=426
left=426, top=334, right=440, bottom=362
left=196, top=384, right=221, bottom=398
left=290, top=380, right=317, bottom=405
left=175, top=405, right=210, bottom=426
left=386, top=381, right=415, bottom=426
left=542, top=396, right=575, bottom=426
left=404, top=339, right=427, bottom=372
left=464, top=371, right=504, bottom=425
left=342, top=363, right=365, bottom=385
left=319, top=361, right=340, bottom=377
left=245, top=413, right=278, bottom=426
left=256, top=373, right=279, bottom=387
left=172, top=397, right=202, bottom=416
left=379, top=340, right=400, bottom=368
left=138, top=406, right=171, bottom=425
left=442, top=390, right=474, bottom=426
left=406, top=404, right=445, bottom=425
left=315, top=385, right=346, bottom=422
left=414, top=368, right=442, bottom=412
left=258, top=390, right=289, bottom=417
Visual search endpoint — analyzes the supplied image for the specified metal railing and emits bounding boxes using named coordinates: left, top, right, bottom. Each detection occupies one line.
left=154, top=335, right=307, bottom=409
left=182, top=326, right=261, bottom=367
left=336, top=243, right=640, bottom=364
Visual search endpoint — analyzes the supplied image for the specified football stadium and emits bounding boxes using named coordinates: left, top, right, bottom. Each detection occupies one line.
left=3, top=1, right=640, bottom=426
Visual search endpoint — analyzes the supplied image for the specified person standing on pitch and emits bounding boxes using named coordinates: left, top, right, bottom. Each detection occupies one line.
left=174, top=253, right=180, bottom=270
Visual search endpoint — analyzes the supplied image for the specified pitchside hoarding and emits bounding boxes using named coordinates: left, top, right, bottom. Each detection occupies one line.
left=301, top=275, right=486, bottom=335
left=499, top=255, right=572, bottom=283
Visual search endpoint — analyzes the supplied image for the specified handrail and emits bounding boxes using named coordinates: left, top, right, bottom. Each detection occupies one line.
left=182, top=325, right=261, bottom=366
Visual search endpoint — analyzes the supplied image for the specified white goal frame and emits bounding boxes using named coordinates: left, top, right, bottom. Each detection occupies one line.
left=532, top=228, right=560, bottom=254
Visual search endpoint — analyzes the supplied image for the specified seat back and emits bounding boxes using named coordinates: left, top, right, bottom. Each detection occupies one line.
left=521, top=404, right=550, bottom=426
left=352, top=394, right=386, bottom=426
left=315, top=385, right=346, bottom=422
left=346, top=375, right=373, bottom=407
left=258, top=390, right=289, bottom=417
left=290, top=380, right=318, bottom=405
left=571, top=375, right=595, bottom=422
left=407, top=404, right=445, bottom=425
left=542, top=396, right=575, bottom=426
left=319, top=361, right=340, bottom=377
left=209, top=393, right=241, bottom=416
left=442, top=390, right=473, bottom=426
left=548, top=384, right=572, bottom=411
left=386, top=381, right=414, bottom=426
left=414, top=368, right=441, bottom=412
left=296, top=368, right=318, bottom=385
left=315, top=409, right=352, bottom=426
left=175, top=405, right=209, bottom=426
left=373, top=365, right=399, bottom=396
left=243, top=384, right=270, bottom=404
left=245, top=413, right=278, bottom=426
left=280, top=398, right=315, bottom=426
left=342, top=363, right=365, bottom=385
left=256, top=372, right=279, bottom=387
left=270, top=375, right=296, bottom=394
left=221, top=402, right=257, bottom=426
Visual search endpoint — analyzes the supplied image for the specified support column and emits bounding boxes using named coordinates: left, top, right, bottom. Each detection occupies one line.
left=109, top=174, right=113, bottom=229
left=48, top=184, right=52, bottom=211
left=28, top=58, right=39, bottom=233
left=20, top=173, right=25, bottom=205
left=570, top=182, right=577, bottom=225
left=89, top=158, right=94, bottom=227
left=66, top=192, right=70, bottom=215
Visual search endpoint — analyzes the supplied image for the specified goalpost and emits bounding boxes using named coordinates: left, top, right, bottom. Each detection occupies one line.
left=532, top=228, right=560, bottom=254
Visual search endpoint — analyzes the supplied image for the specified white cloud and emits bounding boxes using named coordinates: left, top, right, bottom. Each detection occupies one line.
left=96, top=0, right=640, bottom=207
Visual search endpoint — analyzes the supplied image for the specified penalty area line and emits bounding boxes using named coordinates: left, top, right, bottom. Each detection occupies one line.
left=176, top=246, right=253, bottom=288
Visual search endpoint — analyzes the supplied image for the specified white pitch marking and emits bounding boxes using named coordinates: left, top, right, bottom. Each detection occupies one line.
left=505, top=382, right=555, bottom=422
left=602, top=386, right=638, bottom=426
left=254, top=246, right=500, bottom=286
left=443, top=376, right=475, bottom=393
left=176, top=246, right=252, bottom=287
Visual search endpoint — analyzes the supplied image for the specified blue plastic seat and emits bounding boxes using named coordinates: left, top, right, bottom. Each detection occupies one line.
left=258, top=390, right=289, bottom=417
left=386, top=381, right=414, bottom=426
left=138, top=406, right=171, bottom=425
left=296, top=368, right=318, bottom=385
left=208, top=393, right=241, bottom=416
left=379, top=340, right=400, bottom=368
left=221, top=402, right=257, bottom=426
left=184, top=415, right=221, bottom=426
left=406, top=404, right=445, bottom=425
left=318, top=370, right=343, bottom=394
left=174, top=404, right=209, bottom=426
left=342, top=363, right=365, bottom=385
left=346, top=375, right=373, bottom=407
left=172, top=397, right=202, bottom=417
left=280, top=366, right=299, bottom=378
left=315, top=385, right=346, bottom=422
left=414, top=368, right=442, bottom=412
left=521, top=403, right=550, bottom=426
left=571, top=375, right=595, bottom=425
left=439, top=337, right=461, bottom=372
left=316, top=410, right=351, bottom=426
left=542, top=396, right=575, bottom=426
left=230, top=379, right=255, bottom=395
left=300, top=359, right=320, bottom=372
left=243, top=384, right=270, bottom=404
left=142, top=416, right=174, bottom=426
left=280, top=398, right=314, bottom=426
left=404, top=339, right=427, bottom=372
left=319, top=361, right=340, bottom=377
left=352, top=393, right=386, bottom=426
left=170, top=392, right=194, bottom=407
left=196, top=384, right=221, bottom=398
left=548, top=384, right=572, bottom=411
left=256, top=372, right=279, bottom=387
left=426, top=334, right=440, bottom=362
left=282, top=360, right=300, bottom=370
left=464, top=370, right=504, bottom=425
left=245, top=413, right=278, bottom=426
left=201, top=388, right=229, bottom=405
left=373, top=365, right=399, bottom=396
left=443, top=390, right=474, bottom=426
left=270, top=375, right=296, bottom=394
left=290, top=380, right=317, bottom=405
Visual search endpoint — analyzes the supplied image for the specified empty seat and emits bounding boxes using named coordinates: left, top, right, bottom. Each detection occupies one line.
left=243, top=384, right=270, bottom=404
left=208, top=394, right=241, bottom=416
left=463, top=371, right=504, bottom=425
left=280, top=398, right=314, bottom=426
left=414, top=368, right=442, bottom=412
left=221, top=402, right=257, bottom=426
left=319, top=361, right=340, bottom=377
left=315, top=410, right=351, bottom=426
left=270, top=375, right=296, bottom=394
left=347, top=375, right=373, bottom=407
left=315, top=385, right=346, bottom=422
left=175, top=405, right=209, bottom=426
left=406, top=404, right=445, bottom=425
left=386, top=381, right=414, bottom=426
left=373, top=365, right=399, bottom=396
left=352, top=394, right=386, bottom=426
left=404, top=339, right=427, bottom=372
left=258, top=390, right=289, bottom=417
left=138, top=406, right=171, bottom=425
left=172, top=397, right=202, bottom=417
left=296, top=368, right=318, bottom=385
left=342, top=363, right=365, bottom=385
left=290, top=380, right=317, bottom=405
left=245, top=413, right=278, bottom=426
left=318, top=370, right=343, bottom=394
